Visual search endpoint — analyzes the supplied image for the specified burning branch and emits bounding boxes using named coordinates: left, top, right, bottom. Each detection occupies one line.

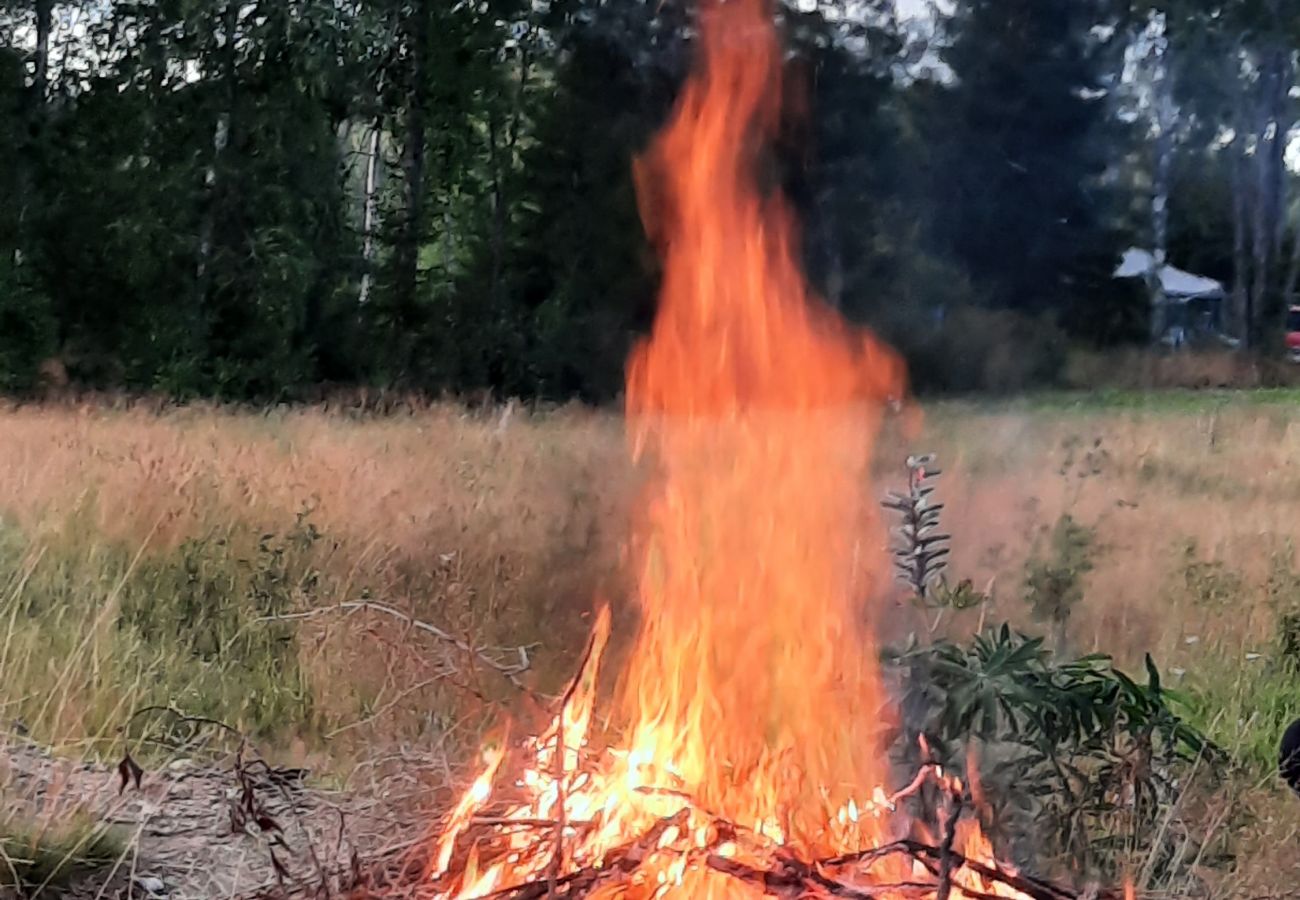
left=412, top=757, right=1127, bottom=900
left=544, top=618, right=607, bottom=897
left=477, top=811, right=690, bottom=900
left=934, top=779, right=963, bottom=900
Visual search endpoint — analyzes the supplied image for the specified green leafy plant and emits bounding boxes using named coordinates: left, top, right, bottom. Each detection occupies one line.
left=882, top=454, right=951, bottom=603
left=882, top=453, right=1215, bottom=880
left=892, top=626, right=1215, bottom=878
left=1024, top=514, right=1095, bottom=650
left=883, top=454, right=987, bottom=616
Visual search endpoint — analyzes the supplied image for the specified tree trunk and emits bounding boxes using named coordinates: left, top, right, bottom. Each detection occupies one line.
left=1284, top=224, right=1300, bottom=307
left=487, top=110, right=504, bottom=308
left=488, top=45, right=532, bottom=314
left=196, top=2, right=240, bottom=309
left=1148, top=100, right=1174, bottom=345
left=33, top=0, right=52, bottom=106
left=1249, top=46, right=1291, bottom=349
left=1147, top=33, right=1175, bottom=346
left=16, top=0, right=53, bottom=268
left=1267, top=48, right=1295, bottom=332
left=393, top=4, right=429, bottom=342
left=196, top=114, right=230, bottom=283
left=1249, top=63, right=1274, bottom=350
left=358, top=117, right=383, bottom=306
left=1230, top=128, right=1251, bottom=344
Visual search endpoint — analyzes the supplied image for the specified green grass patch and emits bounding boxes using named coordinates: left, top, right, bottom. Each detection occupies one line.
left=0, top=508, right=324, bottom=757
left=1180, top=655, right=1296, bottom=779
left=928, top=386, right=1300, bottom=417
left=0, top=812, right=127, bottom=894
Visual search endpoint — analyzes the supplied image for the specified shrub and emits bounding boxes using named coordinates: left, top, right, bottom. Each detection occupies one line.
left=1063, top=347, right=1300, bottom=392
left=902, top=306, right=1068, bottom=395
left=890, top=624, right=1214, bottom=880
left=0, top=261, right=56, bottom=394
left=1024, top=514, right=1096, bottom=651
left=881, top=455, right=1214, bottom=880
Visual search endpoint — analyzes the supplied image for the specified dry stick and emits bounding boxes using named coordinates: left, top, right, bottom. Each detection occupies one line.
left=707, top=853, right=1010, bottom=900
left=820, top=840, right=1092, bottom=900
left=887, top=762, right=943, bottom=808
left=256, top=601, right=537, bottom=692
left=546, top=747, right=566, bottom=899
left=903, top=841, right=1096, bottom=900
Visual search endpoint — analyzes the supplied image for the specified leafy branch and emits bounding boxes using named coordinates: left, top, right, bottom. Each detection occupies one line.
left=881, top=452, right=1218, bottom=880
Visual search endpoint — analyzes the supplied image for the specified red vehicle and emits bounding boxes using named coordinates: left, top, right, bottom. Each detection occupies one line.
left=1289, top=306, right=1300, bottom=361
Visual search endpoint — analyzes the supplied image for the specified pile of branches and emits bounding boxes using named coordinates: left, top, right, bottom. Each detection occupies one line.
left=356, top=777, right=1126, bottom=900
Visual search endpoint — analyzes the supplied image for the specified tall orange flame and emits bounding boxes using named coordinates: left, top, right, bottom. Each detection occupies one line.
left=419, top=4, right=1041, bottom=899
left=621, top=0, right=905, bottom=856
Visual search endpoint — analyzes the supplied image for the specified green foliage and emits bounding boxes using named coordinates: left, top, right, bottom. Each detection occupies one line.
left=1175, top=546, right=1300, bottom=778
left=927, top=0, right=1127, bottom=317
left=881, top=447, right=1212, bottom=877
left=0, top=813, right=126, bottom=894
left=119, top=519, right=322, bottom=731
left=1025, top=514, right=1096, bottom=644
left=893, top=626, right=1214, bottom=876
left=9, top=0, right=1280, bottom=399
left=883, top=454, right=952, bottom=602
left=0, top=513, right=323, bottom=746
left=909, top=627, right=1208, bottom=757
left=900, top=306, right=1070, bottom=395
left=0, top=260, right=55, bottom=393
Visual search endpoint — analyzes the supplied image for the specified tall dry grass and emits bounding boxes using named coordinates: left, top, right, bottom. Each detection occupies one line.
left=915, top=397, right=1300, bottom=669
left=5, top=396, right=1300, bottom=745
left=0, top=401, right=634, bottom=766
left=5, top=394, right=1300, bottom=895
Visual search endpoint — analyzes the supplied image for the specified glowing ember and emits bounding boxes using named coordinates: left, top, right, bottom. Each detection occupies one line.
left=421, top=1, right=1040, bottom=898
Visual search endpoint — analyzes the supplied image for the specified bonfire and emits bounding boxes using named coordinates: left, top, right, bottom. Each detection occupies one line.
left=391, top=2, right=1126, bottom=898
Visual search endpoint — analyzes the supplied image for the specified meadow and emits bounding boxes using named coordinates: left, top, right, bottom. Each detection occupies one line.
left=4, top=393, right=1300, bottom=895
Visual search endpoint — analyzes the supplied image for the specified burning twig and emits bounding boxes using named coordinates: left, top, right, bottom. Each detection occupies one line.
left=476, top=811, right=690, bottom=900
left=707, top=842, right=1117, bottom=900
left=897, top=841, right=1103, bottom=900
left=432, top=801, right=1124, bottom=900
left=546, top=611, right=610, bottom=897
left=935, top=779, right=963, bottom=900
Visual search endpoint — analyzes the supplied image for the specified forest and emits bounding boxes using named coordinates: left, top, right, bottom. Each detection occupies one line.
left=2, top=0, right=1299, bottom=400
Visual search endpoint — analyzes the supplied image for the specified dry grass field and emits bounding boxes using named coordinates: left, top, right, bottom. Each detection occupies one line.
left=4, top=392, right=1300, bottom=895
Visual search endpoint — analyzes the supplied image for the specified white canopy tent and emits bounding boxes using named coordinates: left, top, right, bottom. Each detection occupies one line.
left=1113, top=248, right=1225, bottom=303
left=1114, top=248, right=1231, bottom=347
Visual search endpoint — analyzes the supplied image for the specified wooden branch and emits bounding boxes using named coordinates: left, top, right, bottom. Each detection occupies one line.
left=428, top=817, right=1123, bottom=900
left=418, top=732, right=1122, bottom=900
left=935, top=784, right=963, bottom=900
left=477, top=810, right=689, bottom=900
left=256, top=600, right=535, bottom=691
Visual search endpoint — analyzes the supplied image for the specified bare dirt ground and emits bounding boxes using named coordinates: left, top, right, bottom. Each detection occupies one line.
left=1, top=732, right=427, bottom=900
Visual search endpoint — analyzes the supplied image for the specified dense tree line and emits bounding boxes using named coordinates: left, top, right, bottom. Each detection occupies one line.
left=0, top=0, right=1297, bottom=400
